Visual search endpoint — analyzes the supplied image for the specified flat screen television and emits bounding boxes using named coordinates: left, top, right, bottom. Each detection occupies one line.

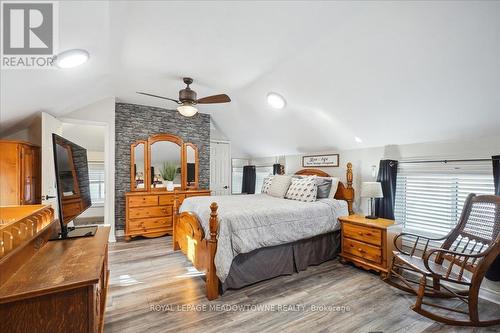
left=52, top=134, right=97, bottom=239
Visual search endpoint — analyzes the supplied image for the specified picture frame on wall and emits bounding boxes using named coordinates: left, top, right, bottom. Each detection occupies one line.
left=302, top=154, right=339, bottom=167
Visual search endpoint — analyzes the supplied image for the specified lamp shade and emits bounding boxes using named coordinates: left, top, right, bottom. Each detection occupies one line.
left=361, top=182, right=384, bottom=198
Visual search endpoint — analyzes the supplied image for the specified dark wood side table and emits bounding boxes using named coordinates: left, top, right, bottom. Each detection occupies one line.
left=339, top=214, right=402, bottom=276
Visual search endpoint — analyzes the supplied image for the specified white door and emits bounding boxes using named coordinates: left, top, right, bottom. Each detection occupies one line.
left=41, top=112, right=62, bottom=215
left=210, top=140, right=231, bottom=195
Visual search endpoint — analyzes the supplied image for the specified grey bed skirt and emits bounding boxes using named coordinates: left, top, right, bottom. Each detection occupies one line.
left=221, top=230, right=341, bottom=292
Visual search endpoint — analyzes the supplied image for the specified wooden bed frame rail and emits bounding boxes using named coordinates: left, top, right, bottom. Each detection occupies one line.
left=173, top=163, right=354, bottom=300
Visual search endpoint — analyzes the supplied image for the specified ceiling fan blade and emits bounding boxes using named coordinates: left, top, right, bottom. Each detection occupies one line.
left=196, top=94, right=231, bottom=104
left=137, top=92, right=180, bottom=104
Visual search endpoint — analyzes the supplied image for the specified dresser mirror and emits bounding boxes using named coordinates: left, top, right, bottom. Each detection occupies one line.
left=150, top=139, right=182, bottom=189
left=130, top=133, right=199, bottom=191
left=130, top=140, right=147, bottom=191
left=184, top=143, right=199, bottom=189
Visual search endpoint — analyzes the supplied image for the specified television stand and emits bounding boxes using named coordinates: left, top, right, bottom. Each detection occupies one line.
left=50, top=225, right=98, bottom=240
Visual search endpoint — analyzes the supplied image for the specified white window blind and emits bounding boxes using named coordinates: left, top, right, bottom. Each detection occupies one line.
left=394, top=160, right=495, bottom=238
left=232, top=167, right=243, bottom=194
left=88, top=162, right=105, bottom=205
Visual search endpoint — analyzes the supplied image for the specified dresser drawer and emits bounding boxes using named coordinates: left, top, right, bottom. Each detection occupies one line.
left=128, top=206, right=172, bottom=219
left=128, top=195, right=158, bottom=207
left=159, top=194, right=185, bottom=206
left=343, top=223, right=382, bottom=246
left=343, top=238, right=382, bottom=264
left=128, top=217, right=172, bottom=231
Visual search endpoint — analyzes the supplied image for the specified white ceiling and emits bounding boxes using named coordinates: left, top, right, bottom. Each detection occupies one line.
left=1, top=1, right=499, bottom=157
left=61, top=123, right=105, bottom=152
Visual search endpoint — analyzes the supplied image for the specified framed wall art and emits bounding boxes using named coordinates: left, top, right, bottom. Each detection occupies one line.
left=302, top=154, right=339, bottom=167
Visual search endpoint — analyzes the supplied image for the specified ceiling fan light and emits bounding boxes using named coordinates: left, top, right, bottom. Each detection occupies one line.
left=177, top=104, right=198, bottom=117
left=267, top=92, right=286, bottom=109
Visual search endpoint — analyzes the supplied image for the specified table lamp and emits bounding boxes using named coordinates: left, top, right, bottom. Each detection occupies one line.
left=361, top=182, right=384, bottom=219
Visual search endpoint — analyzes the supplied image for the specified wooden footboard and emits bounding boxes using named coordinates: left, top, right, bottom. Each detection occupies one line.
left=173, top=162, right=355, bottom=300
left=173, top=197, right=219, bottom=300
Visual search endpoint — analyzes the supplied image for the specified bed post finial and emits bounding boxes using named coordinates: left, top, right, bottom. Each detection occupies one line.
left=346, top=162, right=353, bottom=189
left=346, top=162, right=354, bottom=215
left=209, top=202, right=218, bottom=239
left=207, top=202, right=219, bottom=300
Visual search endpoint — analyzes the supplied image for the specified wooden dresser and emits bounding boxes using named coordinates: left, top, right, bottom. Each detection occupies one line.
left=125, top=189, right=210, bottom=241
left=339, top=214, right=402, bottom=276
left=0, top=222, right=110, bottom=333
left=0, top=140, right=41, bottom=206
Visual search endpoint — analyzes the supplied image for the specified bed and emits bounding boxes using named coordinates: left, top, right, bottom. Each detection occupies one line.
left=172, top=164, right=354, bottom=300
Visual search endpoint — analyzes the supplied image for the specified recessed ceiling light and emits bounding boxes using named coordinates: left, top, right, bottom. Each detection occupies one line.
left=54, top=49, right=89, bottom=69
left=267, top=92, right=286, bottom=109
left=355, top=136, right=363, bottom=143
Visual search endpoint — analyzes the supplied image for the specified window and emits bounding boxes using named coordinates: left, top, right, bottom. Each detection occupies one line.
left=231, top=159, right=274, bottom=194
left=395, top=160, right=494, bottom=238
left=232, top=167, right=243, bottom=194
left=88, top=162, right=105, bottom=205
left=255, top=166, right=274, bottom=193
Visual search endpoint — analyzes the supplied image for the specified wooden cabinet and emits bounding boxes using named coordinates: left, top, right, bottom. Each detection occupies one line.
left=339, top=214, right=402, bottom=276
left=125, top=190, right=210, bottom=241
left=0, top=225, right=110, bottom=333
left=0, top=140, right=41, bottom=206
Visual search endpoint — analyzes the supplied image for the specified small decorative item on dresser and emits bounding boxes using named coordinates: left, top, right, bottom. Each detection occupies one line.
left=339, top=214, right=402, bottom=276
left=159, top=162, right=178, bottom=191
left=361, top=182, right=383, bottom=219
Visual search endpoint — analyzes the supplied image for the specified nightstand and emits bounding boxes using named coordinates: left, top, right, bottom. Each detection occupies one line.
left=339, top=214, right=402, bottom=276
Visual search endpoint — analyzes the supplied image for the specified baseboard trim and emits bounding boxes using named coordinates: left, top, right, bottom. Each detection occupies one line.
left=480, top=285, right=500, bottom=305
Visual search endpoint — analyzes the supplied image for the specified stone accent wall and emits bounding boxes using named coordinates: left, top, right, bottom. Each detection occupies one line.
left=115, top=103, right=210, bottom=230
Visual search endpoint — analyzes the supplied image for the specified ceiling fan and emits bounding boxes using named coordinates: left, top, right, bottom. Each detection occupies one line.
left=137, top=77, right=231, bottom=117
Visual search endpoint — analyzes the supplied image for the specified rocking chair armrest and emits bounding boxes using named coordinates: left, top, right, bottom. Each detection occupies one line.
left=422, top=248, right=490, bottom=277
left=393, top=232, right=448, bottom=256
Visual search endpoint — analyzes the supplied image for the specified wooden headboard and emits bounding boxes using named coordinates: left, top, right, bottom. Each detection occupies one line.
left=294, top=162, right=354, bottom=215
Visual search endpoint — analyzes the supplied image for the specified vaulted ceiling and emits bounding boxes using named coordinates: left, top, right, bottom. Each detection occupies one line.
left=1, top=1, right=499, bottom=157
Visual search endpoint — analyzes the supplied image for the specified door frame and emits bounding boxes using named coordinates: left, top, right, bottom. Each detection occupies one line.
left=210, top=139, right=231, bottom=195
left=59, top=117, right=116, bottom=242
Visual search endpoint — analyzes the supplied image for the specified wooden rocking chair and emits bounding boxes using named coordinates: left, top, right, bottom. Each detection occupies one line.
left=384, top=193, right=500, bottom=326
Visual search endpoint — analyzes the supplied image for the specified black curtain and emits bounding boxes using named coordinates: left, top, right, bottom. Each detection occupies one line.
left=273, top=164, right=281, bottom=175
left=375, top=160, right=398, bottom=220
left=241, top=165, right=256, bottom=194
left=486, top=155, right=500, bottom=281
left=493, top=155, right=500, bottom=196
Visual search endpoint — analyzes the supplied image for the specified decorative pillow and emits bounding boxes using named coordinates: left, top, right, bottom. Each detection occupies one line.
left=261, top=176, right=273, bottom=194
left=268, top=175, right=292, bottom=198
left=315, top=177, right=333, bottom=199
left=285, top=176, right=318, bottom=202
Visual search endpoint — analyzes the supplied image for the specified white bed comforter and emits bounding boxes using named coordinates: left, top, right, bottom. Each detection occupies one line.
left=179, top=194, right=348, bottom=282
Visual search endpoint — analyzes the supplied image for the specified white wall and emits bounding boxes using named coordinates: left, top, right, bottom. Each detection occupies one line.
left=282, top=135, right=500, bottom=215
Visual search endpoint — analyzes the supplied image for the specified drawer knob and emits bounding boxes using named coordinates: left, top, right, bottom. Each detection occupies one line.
left=358, top=232, right=363, bottom=235
left=358, top=248, right=365, bottom=253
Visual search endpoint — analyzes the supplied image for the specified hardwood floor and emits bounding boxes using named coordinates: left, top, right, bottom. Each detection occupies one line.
left=104, top=236, right=500, bottom=333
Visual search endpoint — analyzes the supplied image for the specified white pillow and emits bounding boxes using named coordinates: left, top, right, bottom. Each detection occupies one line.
left=268, top=175, right=292, bottom=198
left=261, top=176, right=273, bottom=194
left=285, top=176, right=318, bottom=202
left=328, top=177, right=340, bottom=199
